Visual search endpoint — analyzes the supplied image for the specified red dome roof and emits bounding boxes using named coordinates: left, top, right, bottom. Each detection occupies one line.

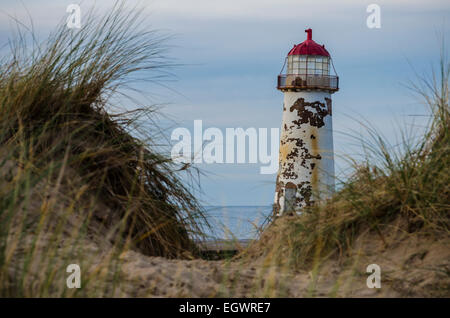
left=287, top=29, right=330, bottom=57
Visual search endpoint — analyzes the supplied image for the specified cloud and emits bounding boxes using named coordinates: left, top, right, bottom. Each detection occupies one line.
left=151, top=0, right=449, bottom=19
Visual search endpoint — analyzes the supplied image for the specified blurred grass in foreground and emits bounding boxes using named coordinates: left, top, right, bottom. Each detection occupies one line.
left=0, top=3, right=208, bottom=296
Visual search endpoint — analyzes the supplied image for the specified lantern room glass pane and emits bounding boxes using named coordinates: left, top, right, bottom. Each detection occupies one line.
left=323, top=59, right=330, bottom=74
left=287, top=56, right=293, bottom=73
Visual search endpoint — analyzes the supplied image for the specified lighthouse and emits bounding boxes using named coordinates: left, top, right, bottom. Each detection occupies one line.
left=274, top=29, right=339, bottom=215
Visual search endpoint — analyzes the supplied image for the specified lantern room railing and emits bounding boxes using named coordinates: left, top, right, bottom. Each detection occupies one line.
left=277, top=74, right=339, bottom=91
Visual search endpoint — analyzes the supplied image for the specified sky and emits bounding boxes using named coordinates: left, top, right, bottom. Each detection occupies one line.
left=0, top=0, right=449, bottom=206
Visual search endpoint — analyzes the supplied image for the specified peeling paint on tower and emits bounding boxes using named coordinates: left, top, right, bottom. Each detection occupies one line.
left=274, top=29, right=339, bottom=215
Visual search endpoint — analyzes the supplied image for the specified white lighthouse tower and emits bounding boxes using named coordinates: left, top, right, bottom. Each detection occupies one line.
left=274, top=29, right=339, bottom=215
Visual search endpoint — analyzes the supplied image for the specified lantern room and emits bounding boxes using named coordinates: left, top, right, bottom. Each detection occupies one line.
left=287, top=55, right=330, bottom=76
left=278, top=29, right=339, bottom=92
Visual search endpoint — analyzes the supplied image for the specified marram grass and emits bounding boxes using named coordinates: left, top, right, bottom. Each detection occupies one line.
left=0, top=3, right=209, bottom=296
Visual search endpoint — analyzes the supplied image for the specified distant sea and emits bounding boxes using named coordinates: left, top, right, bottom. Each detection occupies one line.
left=201, top=206, right=273, bottom=240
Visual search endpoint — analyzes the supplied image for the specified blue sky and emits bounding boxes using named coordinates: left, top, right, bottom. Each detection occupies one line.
left=0, top=0, right=449, bottom=206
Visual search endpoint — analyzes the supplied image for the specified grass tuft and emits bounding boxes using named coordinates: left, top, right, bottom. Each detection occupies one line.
left=0, top=3, right=207, bottom=270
